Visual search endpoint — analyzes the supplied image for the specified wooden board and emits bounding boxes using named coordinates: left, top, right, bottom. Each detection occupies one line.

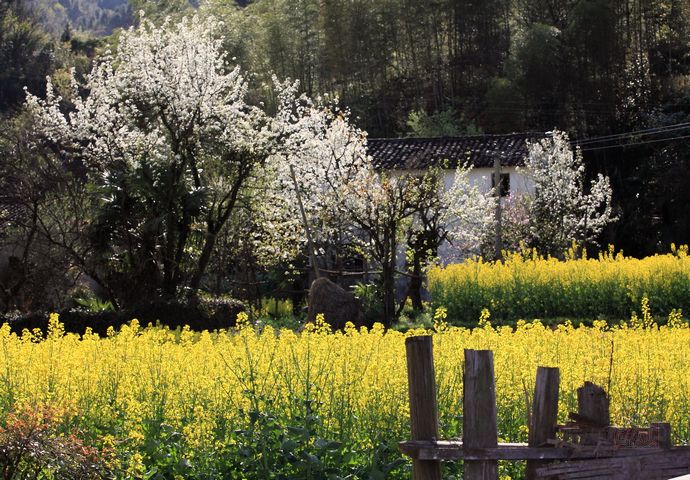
left=398, top=440, right=685, bottom=462
left=535, top=449, right=690, bottom=479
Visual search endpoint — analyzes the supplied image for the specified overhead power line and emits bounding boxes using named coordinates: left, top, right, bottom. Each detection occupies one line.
left=571, top=122, right=690, bottom=147
left=579, top=133, right=690, bottom=152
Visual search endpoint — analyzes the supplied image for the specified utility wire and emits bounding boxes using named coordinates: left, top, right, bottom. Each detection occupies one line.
left=572, top=122, right=690, bottom=146
left=579, top=133, right=690, bottom=152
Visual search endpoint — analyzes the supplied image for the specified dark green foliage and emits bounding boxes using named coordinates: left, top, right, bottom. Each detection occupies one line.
left=406, top=108, right=467, bottom=138
left=514, top=22, right=564, bottom=127
left=605, top=91, right=690, bottom=256
left=210, top=0, right=689, bottom=139
left=229, top=409, right=349, bottom=479
left=2, top=297, right=246, bottom=335
left=0, top=2, right=55, bottom=113
left=482, top=77, right=526, bottom=133
left=352, top=282, right=384, bottom=325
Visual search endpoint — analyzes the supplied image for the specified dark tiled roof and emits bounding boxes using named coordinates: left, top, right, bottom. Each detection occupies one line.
left=368, top=132, right=549, bottom=170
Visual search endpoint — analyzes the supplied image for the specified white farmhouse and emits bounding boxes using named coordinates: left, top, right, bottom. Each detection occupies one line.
left=367, top=132, right=547, bottom=198
left=367, top=132, right=548, bottom=290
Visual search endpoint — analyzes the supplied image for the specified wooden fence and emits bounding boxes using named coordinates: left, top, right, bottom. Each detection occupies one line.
left=400, top=335, right=690, bottom=480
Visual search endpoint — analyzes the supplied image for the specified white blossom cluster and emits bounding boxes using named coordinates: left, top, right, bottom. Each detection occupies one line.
left=26, top=15, right=266, bottom=173
left=441, top=165, right=497, bottom=256
left=25, top=16, right=276, bottom=282
left=521, top=130, right=615, bottom=254
left=234, top=78, right=369, bottom=264
left=264, top=82, right=497, bottom=265
left=270, top=79, right=368, bottom=234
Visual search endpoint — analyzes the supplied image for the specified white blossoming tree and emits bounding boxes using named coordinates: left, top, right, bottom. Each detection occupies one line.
left=264, top=83, right=497, bottom=324
left=517, top=130, right=615, bottom=256
left=263, top=79, right=369, bottom=268
left=25, top=15, right=272, bottom=302
left=441, top=165, right=498, bottom=255
left=339, top=166, right=425, bottom=325
left=25, top=13, right=499, bottom=317
left=256, top=81, right=418, bottom=325
left=404, top=165, right=496, bottom=310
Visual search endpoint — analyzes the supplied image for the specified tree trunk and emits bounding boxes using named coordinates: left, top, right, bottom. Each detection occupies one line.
left=187, top=172, right=247, bottom=301
left=381, top=261, right=396, bottom=327
left=408, top=252, right=424, bottom=311
left=188, top=231, right=217, bottom=301
left=381, top=226, right=398, bottom=327
left=162, top=215, right=178, bottom=298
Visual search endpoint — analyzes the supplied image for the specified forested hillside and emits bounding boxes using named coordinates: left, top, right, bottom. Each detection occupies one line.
left=29, top=0, right=131, bottom=35
left=14, top=0, right=690, bottom=138
left=208, top=0, right=690, bottom=139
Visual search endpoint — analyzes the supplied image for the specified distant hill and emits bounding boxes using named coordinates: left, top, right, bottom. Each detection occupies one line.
left=29, top=0, right=132, bottom=36
left=29, top=0, right=252, bottom=37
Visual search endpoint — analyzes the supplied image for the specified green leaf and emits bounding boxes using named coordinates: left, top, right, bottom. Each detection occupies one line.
left=368, top=467, right=385, bottom=480
left=301, top=452, right=321, bottom=465
left=281, top=439, right=298, bottom=452
left=286, top=426, right=310, bottom=438
left=315, top=438, right=342, bottom=450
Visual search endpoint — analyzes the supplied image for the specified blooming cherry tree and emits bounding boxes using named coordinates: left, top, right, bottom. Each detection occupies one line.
left=261, top=83, right=420, bottom=324
left=441, top=165, right=497, bottom=254
left=266, top=82, right=497, bottom=323
left=520, top=130, right=615, bottom=256
left=26, top=15, right=271, bottom=301
left=255, top=80, right=370, bottom=268
left=340, top=166, right=424, bottom=325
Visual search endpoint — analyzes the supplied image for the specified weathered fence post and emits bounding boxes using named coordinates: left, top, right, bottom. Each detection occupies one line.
left=405, top=336, right=442, bottom=480
left=651, top=422, right=672, bottom=449
left=463, top=349, right=498, bottom=480
left=577, top=381, right=610, bottom=426
left=575, top=381, right=610, bottom=446
left=526, top=367, right=560, bottom=480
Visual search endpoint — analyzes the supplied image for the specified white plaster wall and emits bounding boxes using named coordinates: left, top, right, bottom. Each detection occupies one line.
left=441, top=166, right=535, bottom=197
left=389, top=166, right=535, bottom=197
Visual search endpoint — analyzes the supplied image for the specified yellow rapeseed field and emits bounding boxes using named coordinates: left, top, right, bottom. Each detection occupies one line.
left=0, top=310, right=688, bottom=478
left=428, top=245, right=690, bottom=323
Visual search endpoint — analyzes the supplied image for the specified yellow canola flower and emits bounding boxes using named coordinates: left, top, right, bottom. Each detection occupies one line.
left=0, top=311, right=687, bottom=468
left=428, top=246, right=690, bottom=322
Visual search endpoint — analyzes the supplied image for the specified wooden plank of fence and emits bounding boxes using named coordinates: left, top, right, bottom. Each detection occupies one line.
left=399, top=440, right=671, bottom=462
left=405, top=336, right=442, bottom=480
left=535, top=447, right=690, bottom=479
left=463, top=349, right=498, bottom=480
left=526, top=366, right=560, bottom=480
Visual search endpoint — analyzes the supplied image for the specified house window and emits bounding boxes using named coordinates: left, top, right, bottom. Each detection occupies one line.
left=491, top=173, right=510, bottom=197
